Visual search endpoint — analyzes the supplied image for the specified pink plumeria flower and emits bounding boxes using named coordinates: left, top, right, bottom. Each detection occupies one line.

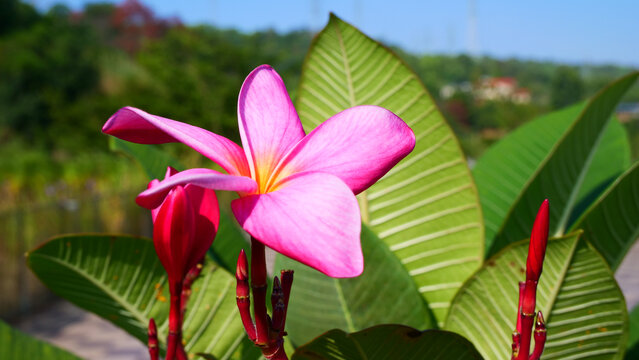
left=103, top=65, right=415, bottom=277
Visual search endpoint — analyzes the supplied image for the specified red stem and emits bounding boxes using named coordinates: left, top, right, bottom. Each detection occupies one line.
left=166, top=280, right=183, bottom=360
left=236, top=249, right=256, bottom=340
left=176, top=344, right=188, bottom=360
left=181, top=259, right=204, bottom=318
left=516, top=282, right=525, bottom=334
left=515, top=281, right=537, bottom=360
left=264, top=340, right=287, bottom=360
left=237, top=240, right=292, bottom=360
left=271, top=276, right=285, bottom=333
left=251, top=237, right=269, bottom=346
left=529, top=312, right=546, bottom=360
left=511, top=331, right=521, bottom=360
left=518, top=315, right=535, bottom=359
left=148, top=318, right=159, bottom=360
left=278, top=270, right=294, bottom=336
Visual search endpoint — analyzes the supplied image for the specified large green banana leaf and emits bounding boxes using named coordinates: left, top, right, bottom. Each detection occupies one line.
left=27, top=234, right=260, bottom=360
left=295, top=13, right=483, bottom=325
left=445, top=233, right=628, bottom=360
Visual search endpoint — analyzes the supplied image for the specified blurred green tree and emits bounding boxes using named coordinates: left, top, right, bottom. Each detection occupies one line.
left=0, top=10, right=102, bottom=149
left=0, top=0, right=39, bottom=36
left=551, top=66, right=585, bottom=109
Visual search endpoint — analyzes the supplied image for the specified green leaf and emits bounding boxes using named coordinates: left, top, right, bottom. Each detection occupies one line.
left=474, top=103, right=630, bottom=254
left=572, top=162, right=639, bottom=270
left=0, top=319, right=81, bottom=359
left=627, top=305, right=639, bottom=359
left=27, top=234, right=259, bottom=360
left=296, top=13, right=483, bottom=325
left=478, top=72, right=638, bottom=257
left=572, top=116, right=631, bottom=217
left=474, top=104, right=581, bottom=249
left=275, top=226, right=434, bottom=346
left=291, top=325, right=483, bottom=360
left=109, top=137, right=184, bottom=179
left=445, top=232, right=629, bottom=360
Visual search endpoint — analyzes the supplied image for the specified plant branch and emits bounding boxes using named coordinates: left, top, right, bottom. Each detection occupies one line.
left=148, top=318, right=158, bottom=360
left=251, top=238, right=269, bottom=345
left=236, top=249, right=256, bottom=340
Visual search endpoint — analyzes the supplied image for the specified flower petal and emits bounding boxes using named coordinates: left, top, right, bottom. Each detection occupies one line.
left=273, top=105, right=415, bottom=194
left=231, top=171, right=363, bottom=278
left=238, top=65, right=305, bottom=188
left=103, top=107, right=250, bottom=176
left=183, top=183, right=220, bottom=271
left=149, top=167, right=181, bottom=222
left=148, top=179, right=161, bottom=222
left=137, top=168, right=257, bottom=209
left=153, top=186, right=195, bottom=282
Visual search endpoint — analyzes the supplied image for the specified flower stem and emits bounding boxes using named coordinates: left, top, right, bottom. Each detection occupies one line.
left=176, top=344, right=188, bottom=360
left=271, top=276, right=285, bottom=333
left=181, top=259, right=204, bottom=318
left=530, top=312, right=547, bottom=360
left=236, top=239, right=292, bottom=359
left=147, top=318, right=158, bottom=360
left=266, top=342, right=288, bottom=360
left=167, top=280, right=183, bottom=360
left=251, top=237, right=270, bottom=346
left=236, top=249, right=256, bottom=340
left=512, top=200, right=549, bottom=360
left=277, top=270, right=293, bottom=337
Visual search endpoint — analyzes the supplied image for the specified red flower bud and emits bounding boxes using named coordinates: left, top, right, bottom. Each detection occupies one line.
left=526, top=199, right=549, bottom=282
left=530, top=312, right=547, bottom=360
left=151, top=173, right=219, bottom=285
left=236, top=249, right=249, bottom=282
left=153, top=186, right=195, bottom=285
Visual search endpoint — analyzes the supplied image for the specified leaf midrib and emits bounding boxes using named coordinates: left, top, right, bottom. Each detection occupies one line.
left=334, top=278, right=356, bottom=332
left=333, top=15, right=373, bottom=226
left=333, top=18, right=356, bottom=108
left=555, top=126, right=608, bottom=235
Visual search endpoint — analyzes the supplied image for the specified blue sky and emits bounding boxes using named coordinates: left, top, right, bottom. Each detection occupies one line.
left=31, top=0, right=639, bottom=67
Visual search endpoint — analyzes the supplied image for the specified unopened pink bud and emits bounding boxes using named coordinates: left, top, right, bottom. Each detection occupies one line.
left=150, top=167, right=220, bottom=286
left=148, top=318, right=157, bottom=337
left=236, top=249, right=249, bottom=281
left=530, top=311, right=547, bottom=360
left=526, top=199, right=549, bottom=282
left=535, top=311, right=546, bottom=329
left=153, top=186, right=195, bottom=284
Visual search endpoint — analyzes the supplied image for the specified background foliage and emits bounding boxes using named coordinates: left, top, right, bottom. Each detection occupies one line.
left=2, top=0, right=639, bottom=208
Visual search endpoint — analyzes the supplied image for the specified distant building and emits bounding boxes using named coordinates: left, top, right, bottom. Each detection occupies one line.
left=475, top=77, right=516, bottom=101
left=512, top=88, right=532, bottom=104
left=440, top=76, right=531, bottom=104
left=440, top=82, right=473, bottom=99
left=475, top=77, right=531, bottom=104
